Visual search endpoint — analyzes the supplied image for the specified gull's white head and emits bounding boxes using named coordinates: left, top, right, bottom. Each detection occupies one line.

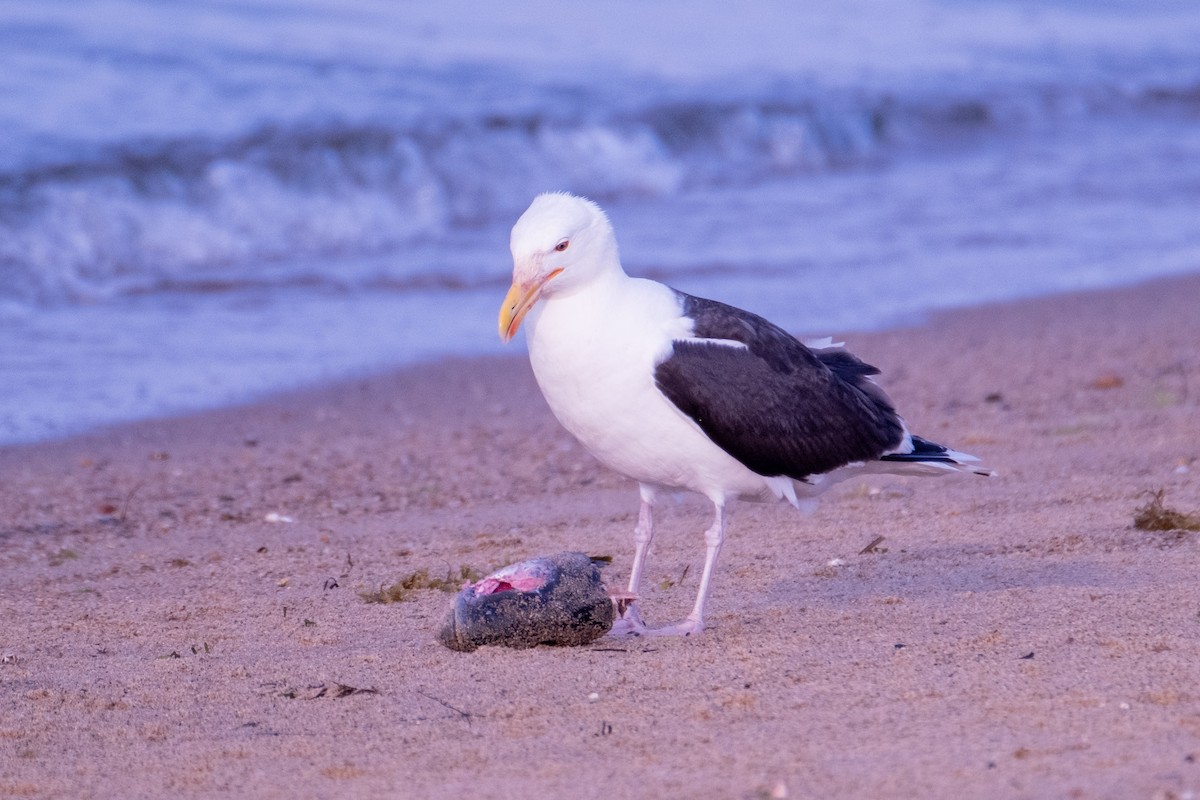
left=499, top=192, right=620, bottom=342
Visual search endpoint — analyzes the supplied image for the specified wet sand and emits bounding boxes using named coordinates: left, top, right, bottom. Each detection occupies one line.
left=2, top=274, right=1199, bottom=799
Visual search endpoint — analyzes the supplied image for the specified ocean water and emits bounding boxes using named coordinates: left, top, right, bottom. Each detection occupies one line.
left=2, top=0, right=1200, bottom=444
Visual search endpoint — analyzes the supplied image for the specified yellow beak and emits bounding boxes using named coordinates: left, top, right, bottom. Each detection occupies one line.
left=498, top=268, right=562, bottom=343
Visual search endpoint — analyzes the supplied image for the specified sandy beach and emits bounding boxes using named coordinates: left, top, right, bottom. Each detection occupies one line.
left=2, top=273, right=1199, bottom=799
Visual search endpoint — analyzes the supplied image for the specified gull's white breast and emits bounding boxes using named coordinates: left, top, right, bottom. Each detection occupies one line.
left=524, top=276, right=772, bottom=502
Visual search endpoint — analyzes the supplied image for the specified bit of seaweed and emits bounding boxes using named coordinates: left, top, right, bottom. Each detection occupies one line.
left=275, top=682, right=379, bottom=700
left=48, top=548, right=80, bottom=567
left=314, top=683, right=378, bottom=699
left=859, top=535, right=888, bottom=555
left=658, top=564, right=690, bottom=590
left=415, top=688, right=476, bottom=725
left=1134, top=489, right=1200, bottom=533
left=359, top=565, right=483, bottom=604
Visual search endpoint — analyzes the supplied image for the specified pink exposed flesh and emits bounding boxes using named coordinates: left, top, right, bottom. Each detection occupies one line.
left=472, top=565, right=549, bottom=596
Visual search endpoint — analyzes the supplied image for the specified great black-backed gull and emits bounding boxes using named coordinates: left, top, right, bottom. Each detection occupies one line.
left=499, top=192, right=991, bottom=636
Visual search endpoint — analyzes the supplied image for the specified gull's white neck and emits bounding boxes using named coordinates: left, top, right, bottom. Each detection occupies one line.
left=525, top=260, right=631, bottom=342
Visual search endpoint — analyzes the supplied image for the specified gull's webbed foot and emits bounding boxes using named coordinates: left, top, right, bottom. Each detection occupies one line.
left=608, top=596, right=647, bottom=637
left=640, top=616, right=704, bottom=637
left=607, top=605, right=706, bottom=638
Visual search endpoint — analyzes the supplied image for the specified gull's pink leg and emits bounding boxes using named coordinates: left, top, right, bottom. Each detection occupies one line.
left=610, top=486, right=655, bottom=636
left=644, top=500, right=725, bottom=637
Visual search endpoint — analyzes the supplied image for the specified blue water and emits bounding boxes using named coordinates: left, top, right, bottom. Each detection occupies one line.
left=3, top=0, right=1200, bottom=443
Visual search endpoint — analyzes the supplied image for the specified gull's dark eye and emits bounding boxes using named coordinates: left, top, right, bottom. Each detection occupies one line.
left=554, top=240, right=569, bottom=252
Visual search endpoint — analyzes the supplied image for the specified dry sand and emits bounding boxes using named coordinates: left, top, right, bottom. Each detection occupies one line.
left=2, top=274, right=1199, bottom=799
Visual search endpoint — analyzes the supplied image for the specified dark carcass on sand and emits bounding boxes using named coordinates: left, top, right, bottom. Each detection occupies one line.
left=439, top=552, right=614, bottom=651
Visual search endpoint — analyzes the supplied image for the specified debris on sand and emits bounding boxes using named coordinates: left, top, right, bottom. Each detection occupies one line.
left=1134, top=489, right=1200, bottom=533
left=360, top=565, right=483, bottom=604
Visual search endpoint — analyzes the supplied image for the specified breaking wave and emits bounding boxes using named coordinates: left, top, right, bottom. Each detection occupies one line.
left=2, top=77, right=1198, bottom=307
